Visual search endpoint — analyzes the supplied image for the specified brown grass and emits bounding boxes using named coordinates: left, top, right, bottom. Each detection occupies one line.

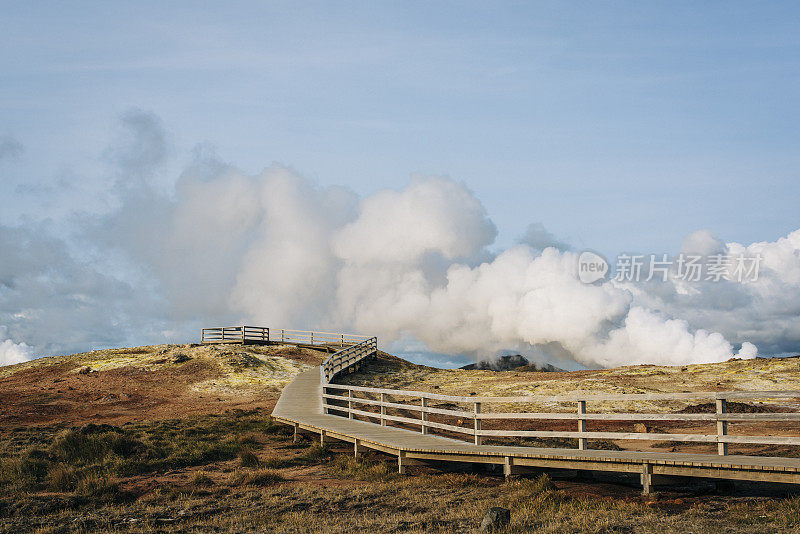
left=3, top=346, right=800, bottom=532
left=3, top=413, right=800, bottom=532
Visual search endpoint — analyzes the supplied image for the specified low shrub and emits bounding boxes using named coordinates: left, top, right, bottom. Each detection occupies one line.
left=46, top=464, right=78, bottom=491
left=238, top=447, right=260, bottom=468
left=261, top=456, right=294, bottom=469
left=528, top=473, right=556, bottom=494
left=264, top=421, right=293, bottom=437
left=0, top=449, right=52, bottom=490
left=238, top=432, right=263, bottom=446
left=329, top=455, right=393, bottom=481
left=75, top=472, right=119, bottom=499
left=50, top=429, right=102, bottom=462
left=296, top=444, right=329, bottom=464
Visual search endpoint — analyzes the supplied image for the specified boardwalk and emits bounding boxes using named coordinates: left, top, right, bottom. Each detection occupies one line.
left=272, top=368, right=800, bottom=493
left=205, top=325, right=800, bottom=493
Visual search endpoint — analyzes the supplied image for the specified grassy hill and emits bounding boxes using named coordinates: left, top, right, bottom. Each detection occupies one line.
left=339, top=353, right=800, bottom=399
left=2, top=345, right=800, bottom=532
left=0, top=343, right=322, bottom=427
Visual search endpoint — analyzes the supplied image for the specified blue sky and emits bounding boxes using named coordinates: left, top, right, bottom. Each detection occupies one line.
left=3, top=2, right=799, bottom=255
left=1, top=2, right=800, bottom=366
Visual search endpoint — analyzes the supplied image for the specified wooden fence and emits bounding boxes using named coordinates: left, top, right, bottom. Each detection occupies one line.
left=201, top=326, right=269, bottom=344
left=201, top=326, right=371, bottom=347
left=321, top=337, right=378, bottom=384
left=322, top=384, right=800, bottom=456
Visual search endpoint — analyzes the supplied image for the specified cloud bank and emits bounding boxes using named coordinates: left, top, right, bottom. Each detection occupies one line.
left=0, top=335, right=31, bottom=366
left=1, top=111, right=799, bottom=367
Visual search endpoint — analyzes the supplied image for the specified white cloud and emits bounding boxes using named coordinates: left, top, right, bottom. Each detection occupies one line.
left=3, top=110, right=799, bottom=368
left=0, top=327, right=31, bottom=366
left=621, top=229, right=800, bottom=356
left=333, top=175, right=496, bottom=264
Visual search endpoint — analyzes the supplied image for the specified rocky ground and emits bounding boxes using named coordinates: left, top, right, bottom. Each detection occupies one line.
left=2, top=345, right=800, bottom=532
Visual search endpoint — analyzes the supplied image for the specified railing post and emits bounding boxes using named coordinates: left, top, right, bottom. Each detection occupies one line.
left=310, top=332, right=314, bottom=345
left=421, top=397, right=429, bottom=435
left=577, top=400, right=587, bottom=450
left=474, top=402, right=482, bottom=445
left=716, top=398, right=728, bottom=455
left=348, top=389, right=354, bottom=419
left=341, top=334, right=345, bottom=346
left=641, top=462, right=652, bottom=495
left=281, top=329, right=285, bottom=342
left=380, top=393, right=387, bottom=426
left=241, top=326, right=245, bottom=344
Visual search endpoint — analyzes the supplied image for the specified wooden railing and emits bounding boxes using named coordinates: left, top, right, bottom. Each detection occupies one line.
left=321, top=337, right=378, bottom=384
left=201, top=326, right=269, bottom=344
left=322, top=385, right=800, bottom=456
left=201, top=326, right=370, bottom=347
left=270, top=329, right=371, bottom=347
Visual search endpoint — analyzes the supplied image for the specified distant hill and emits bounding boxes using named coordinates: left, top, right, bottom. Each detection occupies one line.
left=460, top=354, right=564, bottom=372
left=340, top=351, right=800, bottom=411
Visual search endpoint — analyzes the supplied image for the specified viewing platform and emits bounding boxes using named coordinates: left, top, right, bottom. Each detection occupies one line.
left=200, top=325, right=371, bottom=349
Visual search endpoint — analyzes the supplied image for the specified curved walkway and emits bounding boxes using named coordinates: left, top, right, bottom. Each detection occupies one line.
left=272, top=367, right=800, bottom=492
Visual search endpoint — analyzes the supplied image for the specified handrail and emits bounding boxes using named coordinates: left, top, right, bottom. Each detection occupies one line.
left=323, top=384, right=800, bottom=403
left=320, top=337, right=378, bottom=384
left=321, top=382, right=800, bottom=453
left=202, top=324, right=800, bottom=461
left=201, top=326, right=369, bottom=347
left=201, top=326, right=269, bottom=344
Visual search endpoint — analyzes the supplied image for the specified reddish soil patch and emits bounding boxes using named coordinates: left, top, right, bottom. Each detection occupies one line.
left=0, top=358, right=278, bottom=428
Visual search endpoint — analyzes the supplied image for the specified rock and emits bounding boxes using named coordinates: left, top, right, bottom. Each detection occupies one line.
left=634, top=423, right=649, bottom=433
left=172, top=353, right=191, bottom=364
left=461, top=354, right=564, bottom=372
left=78, top=366, right=92, bottom=375
left=480, top=507, right=510, bottom=532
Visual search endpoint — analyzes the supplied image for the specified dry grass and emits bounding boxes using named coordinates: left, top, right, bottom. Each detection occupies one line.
left=238, top=447, right=260, bottom=468
left=3, top=415, right=800, bottom=532
left=228, top=467, right=285, bottom=487
left=4, top=346, right=800, bottom=531
left=0, top=342, right=323, bottom=397
left=339, top=354, right=800, bottom=412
